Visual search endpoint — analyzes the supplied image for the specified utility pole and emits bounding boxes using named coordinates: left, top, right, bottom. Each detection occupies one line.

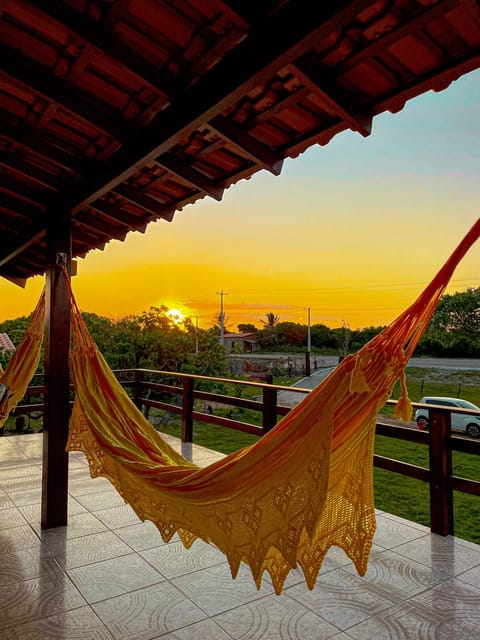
left=216, top=290, right=228, bottom=346
left=306, top=306, right=311, bottom=377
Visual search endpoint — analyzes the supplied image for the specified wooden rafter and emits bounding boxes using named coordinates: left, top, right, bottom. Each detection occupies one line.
left=26, top=0, right=172, bottom=100
left=0, top=190, right=43, bottom=221
left=0, top=221, right=45, bottom=268
left=0, top=122, right=88, bottom=174
left=154, top=153, right=225, bottom=200
left=0, top=149, right=61, bottom=191
left=112, top=184, right=176, bottom=222
left=290, top=61, right=372, bottom=136
left=373, top=50, right=480, bottom=116
left=0, top=44, right=129, bottom=140
left=73, top=210, right=128, bottom=241
left=335, top=0, right=462, bottom=76
left=208, top=114, right=284, bottom=175
left=88, top=200, right=149, bottom=233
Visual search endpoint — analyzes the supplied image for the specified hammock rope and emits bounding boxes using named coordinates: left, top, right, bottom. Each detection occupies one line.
left=64, top=218, right=480, bottom=594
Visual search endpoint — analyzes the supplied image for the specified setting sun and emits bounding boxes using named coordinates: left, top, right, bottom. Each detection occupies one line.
left=166, top=308, right=184, bottom=324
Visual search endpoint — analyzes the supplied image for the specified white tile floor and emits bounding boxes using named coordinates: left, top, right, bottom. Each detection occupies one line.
left=1, top=433, right=480, bottom=639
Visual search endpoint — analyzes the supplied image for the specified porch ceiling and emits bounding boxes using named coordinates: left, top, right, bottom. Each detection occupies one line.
left=1, top=0, right=479, bottom=283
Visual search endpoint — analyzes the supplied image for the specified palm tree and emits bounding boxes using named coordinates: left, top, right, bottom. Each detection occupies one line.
left=261, top=312, right=280, bottom=328
left=260, top=312, right=280, bottom=347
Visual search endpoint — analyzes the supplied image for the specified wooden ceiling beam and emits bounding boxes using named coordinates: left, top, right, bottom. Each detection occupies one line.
left=219, top=1, right=275, bottom=26
left=26, top=0, right=172, bottom=99
left=208, top=114, right=284, bottom=175
left=283, top=120, right=347, bottom=158
left=112, top=185, right=176, bottom=222
left=0, top=149, right=60, bottom=191
left=184, top=24, right=248, bottom=86
left=88, top=200, right=149, bottom=233
left=71, top=226, right=108, bottom=253
left=0, top=222, right=45, bottom=268
left=252, top=85, right=311, bottom=123
left=103, top=0, right=182, bottom=75
left=73, top=210, right=127, bottom=241
left=373, top=51, right=480, bottom=116
left=0, top=173, right=48, bottom=209
left=463, top=0, right=480, bottom=28
left=335, top=0, right=461, bottom=76
left=0, top=190, right=43, bottom=221
left=5, top=245, right=47, bottom=280
left=0, top=44, right=128, bottom=140
left=0, top=248, right=41, bottom=277
left=290, top=61, right=372, bottom=136
left=0, top=122, right=87, bottom=174
left=0, top=272, right=27, bottom=287
left=154, top=153, right=225, bottom=201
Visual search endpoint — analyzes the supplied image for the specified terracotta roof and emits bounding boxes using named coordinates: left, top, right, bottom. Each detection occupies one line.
left=1, top=0, right=480, bottom=283
left=0, top=333, right=15, bottom=351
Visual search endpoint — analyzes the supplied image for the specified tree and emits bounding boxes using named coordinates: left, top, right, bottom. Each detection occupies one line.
left=335, top=321, right=351, bottom=360
left=257, top=312, right=280, bottom=348
left=181, top=328, right=229, bottom=380
left=276, top=322, right=307, bottom=347
left=0, top=315, right=32, bottom=348
left=82, top=312, right=116, bottom=355
left=428, top=288, right=480, bottom=336
left=0, top=313, right=42, bottom=372
left=311, top=324, right=336, bottom=349
left=237, top=323, right=257, bottom=333
left=417, top=287, right=480, bottom=357
left=350, top=326, right=384, bottom=351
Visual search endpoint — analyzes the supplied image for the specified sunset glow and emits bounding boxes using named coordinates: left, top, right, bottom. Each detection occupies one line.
left=1, top=71, right=479, bottom=330
left=166, top=309, right=185, bottom=324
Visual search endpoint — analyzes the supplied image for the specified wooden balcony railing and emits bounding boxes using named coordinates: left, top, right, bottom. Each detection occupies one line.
left=7, top=368, right=480, bottom=538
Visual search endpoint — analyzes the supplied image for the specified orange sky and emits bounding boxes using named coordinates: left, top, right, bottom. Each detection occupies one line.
left=1, top=71, right=479, bottom=330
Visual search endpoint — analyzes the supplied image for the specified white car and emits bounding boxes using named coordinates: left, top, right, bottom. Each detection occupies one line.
left=415, top=396, right=480, bottom=438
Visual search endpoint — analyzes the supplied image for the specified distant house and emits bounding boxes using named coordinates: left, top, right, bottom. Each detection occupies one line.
left=223, top=332, right=259, bottom=354
left=0, top=333, right=15, bottom=354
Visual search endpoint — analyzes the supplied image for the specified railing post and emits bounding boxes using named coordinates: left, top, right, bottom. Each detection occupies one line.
left=133, top=369, right=143, bottom=411
left=262, top=386, right=277, bottom=434
left=429, top=408, right=453, bottom=536
left=182, top=377, right=194, bottom=443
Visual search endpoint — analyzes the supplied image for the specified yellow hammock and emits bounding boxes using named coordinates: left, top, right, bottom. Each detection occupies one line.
left=0, top=290, right=45, bottom=430
left=64, top=218, right=480, bottom=595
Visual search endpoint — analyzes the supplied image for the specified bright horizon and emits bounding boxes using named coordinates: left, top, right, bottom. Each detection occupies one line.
left=1, top=70, right=479, bottom=331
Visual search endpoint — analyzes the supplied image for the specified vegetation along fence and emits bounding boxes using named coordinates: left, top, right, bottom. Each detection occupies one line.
left=6, top=368, right=480, bottom=542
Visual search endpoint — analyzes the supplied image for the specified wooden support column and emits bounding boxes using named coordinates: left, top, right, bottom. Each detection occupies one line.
left=41, top=211, right=72, bottom=528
